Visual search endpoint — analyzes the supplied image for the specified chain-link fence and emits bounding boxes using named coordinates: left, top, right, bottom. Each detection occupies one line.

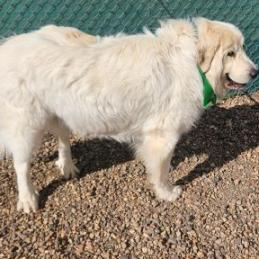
left=0, top=0, right=258, bottom=91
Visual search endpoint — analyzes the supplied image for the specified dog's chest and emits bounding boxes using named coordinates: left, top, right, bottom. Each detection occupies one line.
left=166, top=90, right=203, bottom=134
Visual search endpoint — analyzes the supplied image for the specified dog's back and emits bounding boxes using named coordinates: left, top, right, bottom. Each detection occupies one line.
left=38, top=25, right=97, bottom=46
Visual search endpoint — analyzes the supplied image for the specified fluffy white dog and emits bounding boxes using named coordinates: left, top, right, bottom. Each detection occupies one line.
left=0, top=17, right=257, bottom=212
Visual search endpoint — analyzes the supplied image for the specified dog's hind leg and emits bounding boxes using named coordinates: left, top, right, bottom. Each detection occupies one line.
left=138, top=132, right=182, bottom=201
left=10, top=130, right=44, bottom=213
left=49, top=118, right=79, bottom=179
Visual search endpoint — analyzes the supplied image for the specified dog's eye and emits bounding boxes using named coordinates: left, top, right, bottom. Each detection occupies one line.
left=227, top=51, right=235, bottom=57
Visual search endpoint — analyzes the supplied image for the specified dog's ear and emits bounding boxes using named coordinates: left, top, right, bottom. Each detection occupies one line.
left=196, top=20, right=221, bottom=73
left=198, top=40, right=220, bottom=72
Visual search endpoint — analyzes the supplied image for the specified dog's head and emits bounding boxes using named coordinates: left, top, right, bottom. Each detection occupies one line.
left=196, top=17, right=258, bottom=97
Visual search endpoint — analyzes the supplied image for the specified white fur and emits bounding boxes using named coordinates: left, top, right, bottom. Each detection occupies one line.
left=0, top=18, right=255, bottom=212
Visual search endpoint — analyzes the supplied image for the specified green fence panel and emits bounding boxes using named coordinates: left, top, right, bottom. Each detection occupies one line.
left=0, top=0, right=258, bottom=91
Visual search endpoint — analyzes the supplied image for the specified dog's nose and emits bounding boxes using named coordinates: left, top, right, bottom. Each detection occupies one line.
left=250, top=67, right=258, bottom=79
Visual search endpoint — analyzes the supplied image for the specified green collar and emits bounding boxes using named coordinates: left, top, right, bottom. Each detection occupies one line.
left=198, top=66, right=217, bottom=108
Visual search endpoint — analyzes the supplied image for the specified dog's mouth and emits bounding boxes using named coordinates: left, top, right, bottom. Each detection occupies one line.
left=224, top=73, right=247, bottom=90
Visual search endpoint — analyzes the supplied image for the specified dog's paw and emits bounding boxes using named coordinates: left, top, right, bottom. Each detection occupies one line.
left=55, top=159, right=79, bottom=179
left=17, top=190, right=39, bottom=213
left=154, top=184, right=182, bottom=202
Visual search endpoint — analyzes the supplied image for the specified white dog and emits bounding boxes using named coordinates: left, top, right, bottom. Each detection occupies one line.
left=0, top=18, right=257, bottom=212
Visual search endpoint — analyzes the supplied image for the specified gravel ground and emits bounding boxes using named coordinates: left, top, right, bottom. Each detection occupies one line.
left=0, top=93, right=258, bottom=258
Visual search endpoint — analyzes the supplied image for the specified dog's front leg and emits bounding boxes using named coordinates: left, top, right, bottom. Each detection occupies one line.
left=138, top=133, right=182, bottom=201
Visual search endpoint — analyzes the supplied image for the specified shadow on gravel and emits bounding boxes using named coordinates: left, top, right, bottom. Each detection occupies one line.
left=174, top=102, right=259, bottom=185
left=39, top=139, right=134, bottom=208
left=40, top=102, right=259, bottom=207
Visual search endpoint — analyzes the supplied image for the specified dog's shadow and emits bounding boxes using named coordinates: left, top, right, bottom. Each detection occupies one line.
left=39, top=101, right=259, bottom=208
left=173, top=100, right=259, bottom=184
